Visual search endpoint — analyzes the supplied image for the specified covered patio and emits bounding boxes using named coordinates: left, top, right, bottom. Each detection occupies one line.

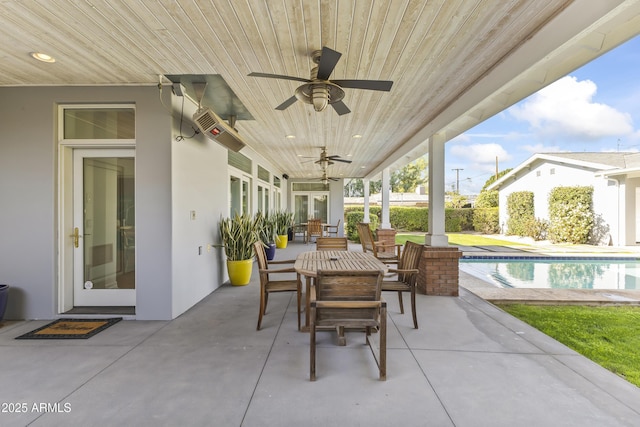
left=1, top=241, right=639, bottom=426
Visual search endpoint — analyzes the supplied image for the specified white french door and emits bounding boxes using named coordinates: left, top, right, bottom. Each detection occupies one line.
left=73, top=149, right=136, bottom=306
left=293, top=192, right=329, bottom=223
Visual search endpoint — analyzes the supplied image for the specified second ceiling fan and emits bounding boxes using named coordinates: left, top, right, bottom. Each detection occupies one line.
left=248, top=46, right=393, bottom=115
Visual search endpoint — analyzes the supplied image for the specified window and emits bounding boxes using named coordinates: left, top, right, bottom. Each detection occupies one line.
left=63, top=108, right=135, bottom=139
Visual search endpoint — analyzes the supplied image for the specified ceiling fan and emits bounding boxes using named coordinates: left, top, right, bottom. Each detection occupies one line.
left=314, top=171, right=340, bottom=185
left=248, top=46, right=393, bottom=115
left=304, top=146, right=352, bottom=167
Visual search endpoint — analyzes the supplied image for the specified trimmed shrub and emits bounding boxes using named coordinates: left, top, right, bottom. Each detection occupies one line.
left=345, top=211, right=379, bottom=242
left=388, top=206, right=429, bottom=231
left=473, top=207, right=500, bottom=233
left=446, top=208, right=474, bottom=232
left=547, top=186, right=593, bottom=244
left=524, top=217, right=549, bottom=241
left=344, top=205, right=485, bottom=236
left=506, top=191, right=534, bottom=236
left=475, top=190, right=498, bottom=208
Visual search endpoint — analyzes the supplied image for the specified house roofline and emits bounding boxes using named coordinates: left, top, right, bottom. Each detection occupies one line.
left=488, top=153, right=623, bottom=191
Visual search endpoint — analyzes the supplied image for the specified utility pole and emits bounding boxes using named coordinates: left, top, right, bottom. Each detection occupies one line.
left=451, top=168, right=464, bottom=193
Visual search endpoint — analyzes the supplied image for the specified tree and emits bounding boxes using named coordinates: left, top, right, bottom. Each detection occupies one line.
left=481, top=168, right=512, bottom=191
left=475, top=190, right=498, bottom=208
left=391, top=158, right=428, bottom=193
left=343, top=179, right=381, bottom=196
left=344, top=157, right=428, bottom=196
left=445, top=192, right=468, bottom=208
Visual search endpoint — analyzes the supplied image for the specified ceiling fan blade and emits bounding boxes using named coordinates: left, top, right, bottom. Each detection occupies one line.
left=325, top=155, right=352, bottom=164
left=333, top=158, right=352, bottom=164
left=316, top=46, right=342, bottom=80
left=331, top=79, right=393, bottom=91
left=275, top=95, right=298, bottom=110
left=331, top=100, right=351, bottom=115
left=248, top=72, right=311, bottom=83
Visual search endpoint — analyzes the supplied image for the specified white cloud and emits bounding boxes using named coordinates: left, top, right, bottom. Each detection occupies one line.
left=450, top=143, right=512, bottom=172
left=509, top=76, right=634, bottom=140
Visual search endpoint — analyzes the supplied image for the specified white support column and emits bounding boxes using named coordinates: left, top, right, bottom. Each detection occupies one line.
left=426, top=135, right=449, bottom=246
left=363, top=179, right=370, bottom=223
left=381, top=168, right=391, bottom=229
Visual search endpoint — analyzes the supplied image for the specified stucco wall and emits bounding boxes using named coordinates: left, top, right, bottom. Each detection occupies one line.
left=497, top=159, right=620, bottom=244
left=0, top=86, right=174, bottom=319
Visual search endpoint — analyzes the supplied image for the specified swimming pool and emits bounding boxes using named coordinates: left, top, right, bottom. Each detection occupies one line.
left=460, top=256, right=640, bottom=290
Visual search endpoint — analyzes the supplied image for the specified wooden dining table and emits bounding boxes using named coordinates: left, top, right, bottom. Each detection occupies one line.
left=294, top=250, right=389, bottom=332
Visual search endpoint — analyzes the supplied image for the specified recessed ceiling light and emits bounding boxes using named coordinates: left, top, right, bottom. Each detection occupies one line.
left=285, top=134, right=296, bottom=139
left=30, top=52, right=56, bottom=63
left=352, top=134, right=362, bottom=139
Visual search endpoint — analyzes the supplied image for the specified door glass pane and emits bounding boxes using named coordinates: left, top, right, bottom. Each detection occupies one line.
left=242, top=180, right=250, bottom=215
left=265, top=190, right=270, bottom=212
left=230, top=177, right=240, bottom=217
left=257, top=185, right=264, bottom=212
left=313, top=194, right=328, bottom=222
left=294, top=194, right=309, bottom=223
left=83, top=157, right=135, bottom=291
left=65, top=108, right=135, bottom=139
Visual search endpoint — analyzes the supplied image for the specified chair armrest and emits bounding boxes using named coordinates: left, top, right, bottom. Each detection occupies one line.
left=259, top=267, right=296, bottom=274
left=267, top=259, right=296, bottom=265
left=374, top=241, right=400, bottom=248
left=386, top=268, right=419, bottom=275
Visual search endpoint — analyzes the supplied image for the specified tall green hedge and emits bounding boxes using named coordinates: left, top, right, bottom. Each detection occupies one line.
left=345, top=211, right=379, bottom=242
left=343, top=206, right=493, bottom=236
left=547, top=186, right=593, bottom=244
left=506, top=191, right=534, bottom=236
left=473, top=207, right=500, bottom=233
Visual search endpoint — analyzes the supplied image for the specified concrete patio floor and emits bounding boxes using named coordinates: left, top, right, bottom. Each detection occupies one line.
left=1, top=241, right=639, bottom=426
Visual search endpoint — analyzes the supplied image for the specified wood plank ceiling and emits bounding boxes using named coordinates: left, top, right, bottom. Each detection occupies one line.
left=0, top=0, right=638, bottom=180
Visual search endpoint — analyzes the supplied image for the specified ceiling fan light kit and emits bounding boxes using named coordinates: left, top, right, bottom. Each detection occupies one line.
left=248, top=46, right=392, bottom=115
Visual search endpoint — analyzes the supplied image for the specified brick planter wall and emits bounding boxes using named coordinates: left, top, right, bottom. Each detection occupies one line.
left=376, top=228, right=397, bottom=253
left=416, top=246, right=461, bottom=296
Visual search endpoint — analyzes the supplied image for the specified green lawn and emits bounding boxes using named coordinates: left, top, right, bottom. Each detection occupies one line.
left=396, top=232, right=527, bottom=247
left=496, top=304, right=640, bottom=387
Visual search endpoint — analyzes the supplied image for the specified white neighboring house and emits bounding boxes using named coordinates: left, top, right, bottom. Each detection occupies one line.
left=488, top=152, right=640, bottom=246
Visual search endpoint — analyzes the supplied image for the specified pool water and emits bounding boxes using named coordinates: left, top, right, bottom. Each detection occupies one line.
left=460, top=257, right=640, bottom=290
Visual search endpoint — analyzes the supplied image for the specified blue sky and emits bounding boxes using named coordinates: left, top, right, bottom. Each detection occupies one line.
left=445, top=34, right=640, bottom=195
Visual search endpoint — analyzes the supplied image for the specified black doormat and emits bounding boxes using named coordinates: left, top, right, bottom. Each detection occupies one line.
left=15, top=318, right=122, bottom=339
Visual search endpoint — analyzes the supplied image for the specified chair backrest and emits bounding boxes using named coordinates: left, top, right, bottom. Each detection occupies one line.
left=315, top=269, right=384, bottom=322
left=308, top=218, right=323, bottom=236
left=356, top=222, right=376, bottom=254
left=316, top=237, right=348, bottom=251
left=253, top=241, right=268, bottom=270
left=307, top=218, right=322, bottom=235
left=398, top=241, right=424, bottom=284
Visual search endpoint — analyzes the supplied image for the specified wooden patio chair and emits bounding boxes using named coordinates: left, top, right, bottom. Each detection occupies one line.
left=310, top=269, right=387, bottom=381
left=292, top=223, right=306, bottom=241
left=253, top=241, right=302, bottom=331
left=382, top=241, right=423, bottom=329
left=356, top=222, right=401, bottom=265
left=315, top=237, right=348, bottom=251
left=306, top=218, right=323, bottom=243
left=324, top=219, right=341, bottom=237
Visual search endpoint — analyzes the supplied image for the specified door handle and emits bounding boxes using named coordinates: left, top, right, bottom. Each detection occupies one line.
left=71, top=227, right=82, bottom=248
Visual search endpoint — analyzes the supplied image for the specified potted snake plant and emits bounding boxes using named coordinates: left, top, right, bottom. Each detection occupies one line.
left=255, top=211, right=277, bottom=260
left=219, top=213, right=260, bottom=286
left=274, top=210, right=294, bottom=249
